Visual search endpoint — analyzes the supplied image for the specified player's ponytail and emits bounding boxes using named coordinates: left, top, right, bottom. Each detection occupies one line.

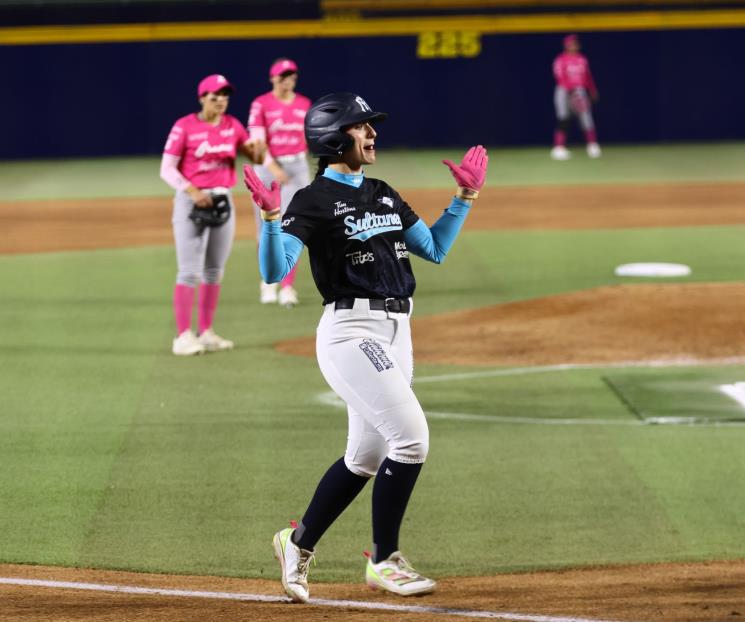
left=315, top=156, right=330, bottom=178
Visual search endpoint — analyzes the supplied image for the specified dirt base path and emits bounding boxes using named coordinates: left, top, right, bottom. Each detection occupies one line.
left=5, top=181, right=745, bottom=620
left=1, top=560, right=744, bottom=622
left=4, top=181, right=745, bottom=254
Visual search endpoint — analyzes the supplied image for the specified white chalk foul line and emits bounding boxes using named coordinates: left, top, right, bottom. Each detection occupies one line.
left=316, top=355, right=745, bottom=427
left=0, top=576, right=626, bottom=622
left=317, top=391, right=745, bottom=427
left=425, top=411, right=642, bottom=426
left=426, top=411, right=745, bottom=427
left=414, top=356, right=745, bottom=384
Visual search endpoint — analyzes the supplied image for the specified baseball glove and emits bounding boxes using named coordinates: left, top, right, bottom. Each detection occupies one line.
left=569, top=89, right=591, bottom=114
left=189, top=193, right=231, bottom=228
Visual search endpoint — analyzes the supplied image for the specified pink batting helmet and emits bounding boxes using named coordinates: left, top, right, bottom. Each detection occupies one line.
left=197, top=74, right=234, bottom=97
left=563, top=34, right=579, bottom=48
left=269, top=58, right=298, bottom=78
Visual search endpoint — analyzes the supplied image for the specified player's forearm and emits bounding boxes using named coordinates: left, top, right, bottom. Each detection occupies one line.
left=266, top=159, right=286, bottom=179
left=404, top=197, right=471, bottom=264
left=259, top=222, right=303, bottom=282
left=159, top=154, right=191, bottom=192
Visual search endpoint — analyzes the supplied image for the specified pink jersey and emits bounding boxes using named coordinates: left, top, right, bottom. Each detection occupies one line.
left=247, top=92, right=311, bottom=157
left=553, top=52, right=597, bottom=96
left=163, top=113, right=248, bottom=189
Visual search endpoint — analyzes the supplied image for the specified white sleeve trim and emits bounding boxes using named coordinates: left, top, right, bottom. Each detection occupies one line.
left=249, top=126, right=267, bottom=142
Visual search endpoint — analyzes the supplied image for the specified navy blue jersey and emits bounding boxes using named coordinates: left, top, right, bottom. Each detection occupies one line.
left=282, top=175, right=420, bottom=303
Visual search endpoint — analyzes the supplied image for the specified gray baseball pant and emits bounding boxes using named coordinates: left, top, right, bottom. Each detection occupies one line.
left=251, top=155, right=311, bottom=232
left=554, top=86, right=595, bottom=131
left=172, top=189, right=236, bottom=287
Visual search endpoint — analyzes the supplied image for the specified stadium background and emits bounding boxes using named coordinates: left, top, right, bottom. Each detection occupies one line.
left=4, top=0, right=745, bottom=158
left=2, top=1, right=745, bottom=621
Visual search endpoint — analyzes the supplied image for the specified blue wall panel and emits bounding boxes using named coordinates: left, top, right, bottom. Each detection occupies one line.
left=3, top=28, right=745, bottom=159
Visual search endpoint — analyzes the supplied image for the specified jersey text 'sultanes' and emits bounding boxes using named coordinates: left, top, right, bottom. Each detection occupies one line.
left=282, top=176, right=419, bottom=303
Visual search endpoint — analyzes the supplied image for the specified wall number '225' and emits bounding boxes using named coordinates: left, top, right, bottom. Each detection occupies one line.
left=417, top=32, right=481, bottom=58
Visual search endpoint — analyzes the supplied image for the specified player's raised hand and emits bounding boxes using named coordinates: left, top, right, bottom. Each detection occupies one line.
left=243, top=164, right=281, bottom=214
left=442, top=145, right=488, bottom=198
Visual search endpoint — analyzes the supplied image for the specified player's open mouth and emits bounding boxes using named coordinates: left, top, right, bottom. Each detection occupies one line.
left=364, top=144, right=375, bottom=151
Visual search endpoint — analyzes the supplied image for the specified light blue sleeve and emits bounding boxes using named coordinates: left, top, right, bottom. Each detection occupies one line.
left=258, top=220, right=304, bottom=283
left=403, top=197, right=471, bottom=264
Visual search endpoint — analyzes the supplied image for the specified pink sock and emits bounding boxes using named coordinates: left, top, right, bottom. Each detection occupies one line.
left=280, top=266, right=297, bottom=289
left=198, top=283, right=221, bottom=334
left=585, top=129, right=597, bottom=143
left=173, top=284, right=195, bottom=335
left=554, top=130, right=567, bottom=147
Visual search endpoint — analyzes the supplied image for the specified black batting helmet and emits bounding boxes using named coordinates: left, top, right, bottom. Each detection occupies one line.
left=305, top=92, right=388, bottom=157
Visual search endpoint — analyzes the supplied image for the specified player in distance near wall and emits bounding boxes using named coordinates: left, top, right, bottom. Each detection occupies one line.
left=551, top=34, right=602, bottom=161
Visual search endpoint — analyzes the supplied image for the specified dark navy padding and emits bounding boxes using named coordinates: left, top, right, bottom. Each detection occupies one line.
left=3, top=28, right=745, bottom=159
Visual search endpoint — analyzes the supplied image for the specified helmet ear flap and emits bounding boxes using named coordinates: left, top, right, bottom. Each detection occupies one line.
left=317, top=131, right=354, bottom=156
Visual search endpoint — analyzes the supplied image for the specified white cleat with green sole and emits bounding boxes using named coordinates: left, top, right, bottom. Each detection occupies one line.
left=365, top=551, right=436, bottom=596
left=272, top=526, right=314, bottom=603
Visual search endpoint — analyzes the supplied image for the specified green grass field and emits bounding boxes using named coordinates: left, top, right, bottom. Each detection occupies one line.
left=4, top=141, right=745, bottom=200
left=2, top=143, right=745, bottom=582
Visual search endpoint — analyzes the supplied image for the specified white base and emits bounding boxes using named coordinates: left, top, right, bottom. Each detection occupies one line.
left=614, top=263, right=691, bottom=277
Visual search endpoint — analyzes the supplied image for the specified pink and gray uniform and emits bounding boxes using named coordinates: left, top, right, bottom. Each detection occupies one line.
left=160, top=75, right=248, bottom=338
left=553, top=35, right=599, bottom=148
left=247, top=59, right=311, bottom=294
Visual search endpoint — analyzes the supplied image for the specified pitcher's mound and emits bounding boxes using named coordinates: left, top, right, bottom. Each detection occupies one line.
left=276, top=284, right=745, bottom=367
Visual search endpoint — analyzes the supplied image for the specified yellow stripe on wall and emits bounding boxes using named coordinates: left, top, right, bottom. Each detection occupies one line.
left=322, top=0, right=745, bottom=9
left=2, top=9, right=745, bottom=45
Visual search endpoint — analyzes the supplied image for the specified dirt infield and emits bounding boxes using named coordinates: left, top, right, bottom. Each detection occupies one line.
left=2, top=560, right=744, bottom=622
left=5, top=181, right=745, bottom=254
left=4, top=181, right=745, bottom=621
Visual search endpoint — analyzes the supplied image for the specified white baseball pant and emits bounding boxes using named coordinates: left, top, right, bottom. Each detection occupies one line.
left=315, top=299, right=429, bottom=478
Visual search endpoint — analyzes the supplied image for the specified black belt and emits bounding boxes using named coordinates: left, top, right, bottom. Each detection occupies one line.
left=334, top=297, right=411, bottom=314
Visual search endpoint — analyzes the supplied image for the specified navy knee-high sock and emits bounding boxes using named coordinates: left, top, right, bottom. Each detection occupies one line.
left=292, top=457, right=369, bottom=551
left=371, top=457, right=423, bottom=563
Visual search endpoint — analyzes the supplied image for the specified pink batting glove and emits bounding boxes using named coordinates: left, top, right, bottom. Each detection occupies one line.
left=243, top=164, right=281, bottom=213
left=442, top=145, right=488, bottom=191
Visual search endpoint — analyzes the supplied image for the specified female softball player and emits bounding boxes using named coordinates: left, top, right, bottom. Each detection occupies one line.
left=551, top=34, right=601, bottom=160
left=244, top=92, right=488, bottom=601
left=160, top=73, right=264, bottom=356
left=247, top=58, right=311, bottom=307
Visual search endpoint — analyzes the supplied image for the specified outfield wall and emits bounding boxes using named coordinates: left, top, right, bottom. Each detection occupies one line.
left=3, top=25, right=745, bottom=157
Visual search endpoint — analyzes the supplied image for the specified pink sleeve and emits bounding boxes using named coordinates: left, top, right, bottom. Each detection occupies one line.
left=248, top=98, right=265, bottom=131
left=160, top=153, right=190, bottom=192
left=163, top=120, right=186, bottom=156
left=553, top=56, right=563, bottom=83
